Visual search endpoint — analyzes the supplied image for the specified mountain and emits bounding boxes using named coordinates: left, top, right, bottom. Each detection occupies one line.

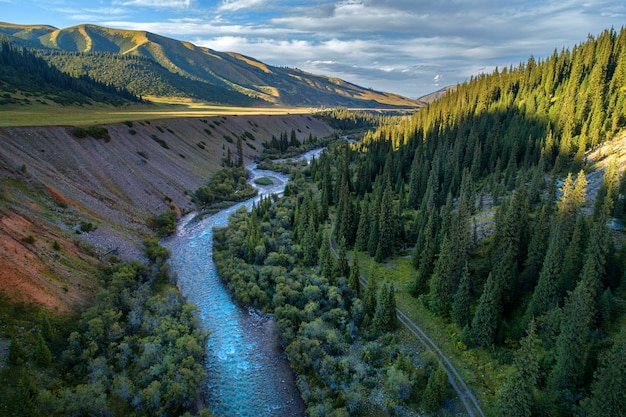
left=0, top=22, right=422, bottom=108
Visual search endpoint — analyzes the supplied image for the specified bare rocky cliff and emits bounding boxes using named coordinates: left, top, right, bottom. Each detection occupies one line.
left=0, top=114, right=335, bottom=311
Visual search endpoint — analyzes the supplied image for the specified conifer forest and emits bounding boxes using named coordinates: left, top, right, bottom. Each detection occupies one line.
left=214, top=27, right=626, bottom=416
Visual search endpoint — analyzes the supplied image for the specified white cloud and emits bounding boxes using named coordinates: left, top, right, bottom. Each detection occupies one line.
left=89, top=0, right=626, bottom=97
left=217, top=0, right=267, bottom=12
left=118, top=0, right=192, bottom=9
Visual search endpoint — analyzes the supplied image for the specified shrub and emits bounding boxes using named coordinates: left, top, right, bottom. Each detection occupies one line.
left=73, top=125, right=110, bottom=142
left=151, top=134, right=169, bottom=149
left=79, top=222, right=97, bottom=233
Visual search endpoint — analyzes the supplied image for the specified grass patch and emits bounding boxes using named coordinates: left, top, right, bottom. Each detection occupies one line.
left=0, top=101, right=309, bottom=128
left=253, top=177, right=274, bottom=186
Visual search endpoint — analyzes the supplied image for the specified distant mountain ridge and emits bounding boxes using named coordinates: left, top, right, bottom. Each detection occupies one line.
left=0, top=22, right=422, bottom=108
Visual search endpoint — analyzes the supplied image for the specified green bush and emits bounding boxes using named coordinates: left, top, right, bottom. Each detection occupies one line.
left=150, top=134, right=169, bottom=149
left=72, top=125, right=111, bottom=142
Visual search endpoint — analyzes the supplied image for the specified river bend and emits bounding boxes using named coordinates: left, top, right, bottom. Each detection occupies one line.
left=164, top=150, right=322, bottom=416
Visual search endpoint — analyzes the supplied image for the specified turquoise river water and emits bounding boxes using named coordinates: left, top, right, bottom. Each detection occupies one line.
left=164, top=150, right=322, bottom=416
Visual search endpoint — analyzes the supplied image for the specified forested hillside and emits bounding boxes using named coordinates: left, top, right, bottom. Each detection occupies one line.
left=214, top=27, right=626, bottom=416
left=40, top=51, right=259, bottom=106
left=0, top=40, right=139, bottom=106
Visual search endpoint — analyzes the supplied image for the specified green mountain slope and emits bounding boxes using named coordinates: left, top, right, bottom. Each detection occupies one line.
left=0, top=40, right=139, bottom=106
left=0, top=22, right=421, bottom=108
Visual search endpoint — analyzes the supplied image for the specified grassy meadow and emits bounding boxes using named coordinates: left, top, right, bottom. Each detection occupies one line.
left=0, top=98, right=313, bottom=127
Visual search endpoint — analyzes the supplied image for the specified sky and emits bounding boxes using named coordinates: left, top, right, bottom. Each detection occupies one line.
left=3, top=1, right=625, bottom=98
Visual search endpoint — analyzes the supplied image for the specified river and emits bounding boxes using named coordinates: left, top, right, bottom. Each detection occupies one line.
left=163, top=149, right=323, bottom=417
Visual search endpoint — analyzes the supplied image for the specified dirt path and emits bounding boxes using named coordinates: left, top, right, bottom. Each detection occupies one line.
left=395, top=305, right=485, bottom=417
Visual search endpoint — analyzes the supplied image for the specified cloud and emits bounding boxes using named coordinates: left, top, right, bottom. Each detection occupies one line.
left=217, top=0, right=267, bottom=12
left=118, top=0, right=192, bottom=9
left=87, top=0, right=626, bottom=97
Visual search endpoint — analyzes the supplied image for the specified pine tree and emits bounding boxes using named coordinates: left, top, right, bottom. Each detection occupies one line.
left=548, top=274, right=596, bottom=398
left=471, top=272, right=502, bottom=347
left=348, top=256, right=361, bottom=297
left=319, top=229, right=334, bottom=280
left=413, top=210, right=438, bottom=297
left=556, top=214, right=587, bottom=298
left=452, top=262, right=471, bottom=329
left=303, top=217, right=319, bottom=267
left=496, top=319, right=539, bottom=417
left=375, top=180, right=395, bottom=261
left=236, top=136, right=244, bottom=167
left=428, top=234, right=454, bottom=316
left=8, top=335, right=27, bottom=366
left=335, top=177, right=356, bottom=248
left=373, top=282, right=398, bottom=331
left=33, top=332, right=52, bottom=367
left=421, top=363, right=448, bottom=413
left=354, top=194, right=371, bottom=252
left=521, top=205, right=549, bottom=290
left=363, top=275, right=378, bottom=320
left=585, top=328, right=626, bottom=417
left=333, top=240, right=350, bottom=279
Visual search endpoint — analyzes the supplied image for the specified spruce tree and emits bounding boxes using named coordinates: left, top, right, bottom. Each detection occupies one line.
left=452, top=262, right=471, bottom=329
left=375, top=180, right=395, bottom=261
left=354, top=194, right=371, bottom=252
left=236, top=136, right=244, bottom=167
left=549, top=274, right=596, bottom=398
left=373, top=282, right=398, bottom=332
left=319, top=229, right=334, bottom=280
left=428, top=234, right=454, bottom=316
left=521, top=205, right=549, bottom=291
left=585, top=328, right=626, bottom=417
left=33, top=332, right=52, bottom=367
left=421, top=363, right=448, bottom=413
left=471, top=272, right=501, bottom=347
left=413, top=210, right=438, bottom=297
left=8, top=335, right=27, bottom=366
left=348, top=256, right=361, bottom=297
left=496, top=319, right=539, bottom=417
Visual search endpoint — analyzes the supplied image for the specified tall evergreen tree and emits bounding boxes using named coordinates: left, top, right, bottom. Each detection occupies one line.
left=354, top=194, right=371, bottom=251
left=319, top=229, right=334, bottom=281
left=521, top=205, right=549, bottom=290
left=413, top=210, right=438, bottom=297
left=428, top=234, right=454, bottom=317
left=496, top=319, right=540, bottom=417
left=375, top=180, right=395, bottom=261
left=348, top=256, right=361, bottom=298
left=548, top=274, right=595, bottom=400
left=471, top=272, right=502, bottom=347
left=452, top=262, right=472, bottom=329
left=373, top=282, right=398, bottom=332
left=585, top=328, right=626, bottom=417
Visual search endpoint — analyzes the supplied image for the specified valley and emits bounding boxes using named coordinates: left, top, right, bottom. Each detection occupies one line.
left=0, top=13, right=625, bottom=417
left=0, top=114, right=335, bottom=309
